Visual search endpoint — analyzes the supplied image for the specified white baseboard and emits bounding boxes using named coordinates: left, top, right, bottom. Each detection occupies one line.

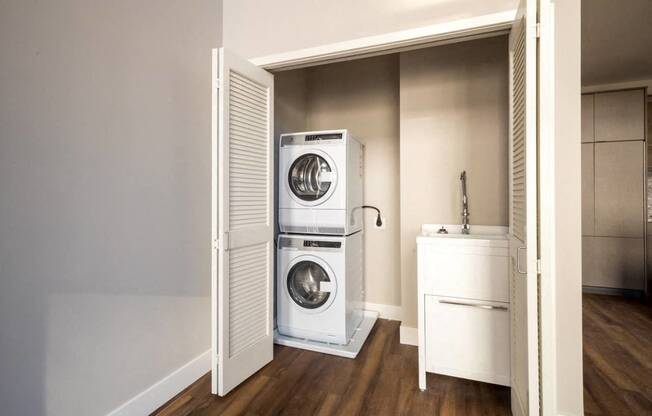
left=108, top=349, right=211, bottom=416
left=363, top=302, right=402, bottom=321
left=399, top=325, right=418, bottom=346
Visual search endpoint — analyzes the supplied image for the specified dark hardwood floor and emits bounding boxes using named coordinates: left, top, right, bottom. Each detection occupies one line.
left=153, top=294, right=652, bottom=416
left=152, top=319, right=511, bottom=416
left=583, top=294, right=652, bottom=415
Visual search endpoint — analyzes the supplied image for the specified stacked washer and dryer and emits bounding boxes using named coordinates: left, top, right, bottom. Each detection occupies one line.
left=275, top=129, right=378, bottom=358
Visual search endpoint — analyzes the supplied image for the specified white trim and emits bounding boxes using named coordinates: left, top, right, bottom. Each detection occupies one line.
left=107, top=349, right=211, bottom=416
left=399, top=325, right=418, bottom=346
left=582, top=79, right=652, bottom=94
left=210, top=47, right=219, bottom=396
left=363, top=302, right=402, bottom=321
left=250, top=10, right=517, bottom=71
left=538, top=1, right=558, bottom=415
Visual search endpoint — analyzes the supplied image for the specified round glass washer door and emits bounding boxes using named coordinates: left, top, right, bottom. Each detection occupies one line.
left=288, top=152, right=337, bottom=205
left=286, top=259, right=336, bottom=311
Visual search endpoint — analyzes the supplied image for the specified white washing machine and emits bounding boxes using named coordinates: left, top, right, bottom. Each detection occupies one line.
left=276, top=232, right=364, bottom=344
left=278, top=129, right=363, bottom=235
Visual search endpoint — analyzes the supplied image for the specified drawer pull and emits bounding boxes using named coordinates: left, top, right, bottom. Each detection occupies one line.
left=438, top=299, right=508, bottom=311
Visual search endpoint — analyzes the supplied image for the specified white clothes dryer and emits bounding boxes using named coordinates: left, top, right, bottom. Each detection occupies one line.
left=278, top=129, right=363, bottom=235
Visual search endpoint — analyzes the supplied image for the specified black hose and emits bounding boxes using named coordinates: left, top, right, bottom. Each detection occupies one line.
left=361, top=205, right=383, bottom=227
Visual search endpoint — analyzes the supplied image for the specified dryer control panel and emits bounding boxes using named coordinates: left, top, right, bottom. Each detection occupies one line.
left=280, top=130, right=346, bottom=147
left=279, top=236, right=343, bottom=251
left=303, top=240, right=341, bottom=248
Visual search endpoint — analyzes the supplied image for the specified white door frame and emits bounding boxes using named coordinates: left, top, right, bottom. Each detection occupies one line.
left=538, top=0, right=584, bottom=415
left=238, top=6, right=581, bottom=414
left=538, top=1, right=557, bottom=412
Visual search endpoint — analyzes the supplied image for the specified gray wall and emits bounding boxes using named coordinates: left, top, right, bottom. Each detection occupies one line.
left=0, top=1, right=221, bottom=415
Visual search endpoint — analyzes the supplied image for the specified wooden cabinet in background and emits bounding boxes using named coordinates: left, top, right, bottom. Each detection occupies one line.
left=594, top=141, right=645, bottom=238
left=594, top=89, right=646, bottom=141
left=582, top=94, right=594, bottom=143
left=581, top=143, right=595, bottom=235
left=581, top=88, right=647, bottom=292
left=583, top=236, right=645, bottom=290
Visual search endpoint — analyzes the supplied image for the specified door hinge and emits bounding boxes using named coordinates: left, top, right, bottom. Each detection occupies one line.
left=217, top=232, right=229, bottom=251
left=214, top=78, right=221, bottom=89
left=535, top=23, right=541, bottom=38
left=536, top=258, right=542, bottom=274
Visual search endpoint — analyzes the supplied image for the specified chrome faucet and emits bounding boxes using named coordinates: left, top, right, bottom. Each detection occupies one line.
left=460, top=171, right=470, bottom=234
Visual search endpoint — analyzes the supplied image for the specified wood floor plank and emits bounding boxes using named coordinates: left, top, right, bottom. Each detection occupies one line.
left=152, top=296, right=651, bottom=416
left=583, top=293, right=652, bottom=415
left=152, top=320, right=507, bottom=416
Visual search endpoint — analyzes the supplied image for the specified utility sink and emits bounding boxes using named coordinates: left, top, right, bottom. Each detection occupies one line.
left=417, top=224, right=508, bottom=247
left=416, top=223, right=511, bottom=388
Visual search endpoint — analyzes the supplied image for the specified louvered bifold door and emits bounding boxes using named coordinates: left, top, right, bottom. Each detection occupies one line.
left=508, top=1, right=540, bottom=415
left=211, top=48, right=274, bottom=396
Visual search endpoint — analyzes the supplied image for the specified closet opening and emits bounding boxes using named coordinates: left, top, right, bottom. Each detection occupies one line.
left=210, top=7, right=541, bottom=414
left=272, top=34, right=515, bottom=413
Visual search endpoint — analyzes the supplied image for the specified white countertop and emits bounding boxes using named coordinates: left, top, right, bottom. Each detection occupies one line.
left=417, top=224, right=509, bottom=247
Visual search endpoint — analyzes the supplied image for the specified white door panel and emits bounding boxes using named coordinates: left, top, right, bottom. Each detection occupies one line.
left=508, top=1, right=539, bottom=414
left=211, top=47, right=274, bottom=396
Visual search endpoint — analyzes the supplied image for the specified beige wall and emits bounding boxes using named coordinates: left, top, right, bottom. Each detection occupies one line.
left=582, top=0, right=652, bottom=85
left=0, top=1, right=221, bottom=414
left=223, top=0, right=517, bottom=59
left=304, top=55, right=402, bottom=307
left=274, top=70, right=308, bottom=140
left=399, top=36, right=510, bottom=327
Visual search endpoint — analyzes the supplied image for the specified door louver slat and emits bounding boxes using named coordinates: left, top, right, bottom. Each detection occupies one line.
left=228, top=69, right=269, bottom=230
left=213, top=47, right=274, bottom=396
left=512, top=18, right=527, bottom=243
left=229, top=242, right=269, bottom=357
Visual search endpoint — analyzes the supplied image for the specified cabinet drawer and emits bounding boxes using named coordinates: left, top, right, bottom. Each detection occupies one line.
left=424, top=295, right=510, bottom=386
left=418, top=245, right=508, bottom=302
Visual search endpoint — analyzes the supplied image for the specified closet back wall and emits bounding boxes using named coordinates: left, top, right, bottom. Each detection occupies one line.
left=399, top=36, right=510, bottom=328
left=274, top=55, right=402, bottom=309
left=307, top=55, right=401, bottom=308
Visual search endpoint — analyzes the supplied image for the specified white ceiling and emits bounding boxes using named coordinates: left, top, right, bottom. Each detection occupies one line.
left=582, top=0, right=652, bottom=86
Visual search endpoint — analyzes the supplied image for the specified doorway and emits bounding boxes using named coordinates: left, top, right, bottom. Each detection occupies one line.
left=581, top=1, right=652, bottom=414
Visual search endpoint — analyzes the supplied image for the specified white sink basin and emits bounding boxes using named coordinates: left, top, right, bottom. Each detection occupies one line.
left=417, top=224, right=508, bottom=247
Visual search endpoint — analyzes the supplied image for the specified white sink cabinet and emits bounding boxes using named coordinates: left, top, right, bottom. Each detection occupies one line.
left=417, top=224, right=510, bottom=390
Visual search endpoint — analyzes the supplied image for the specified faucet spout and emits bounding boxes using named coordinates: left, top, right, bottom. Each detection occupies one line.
left=460, top=171, right=470, bottom=234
